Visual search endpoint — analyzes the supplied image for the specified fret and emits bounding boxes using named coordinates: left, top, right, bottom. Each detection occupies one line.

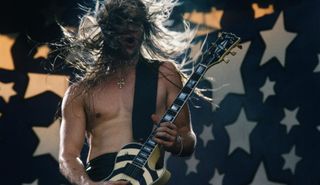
left=172, top=99, right=184, bottom=107
left=186, top=79, right=196, bottom=88
left=182, top=86, right=192, bottom=94
left=132, top=159, right=142, bottom=167
left=190, top=73, right=202, bottom=82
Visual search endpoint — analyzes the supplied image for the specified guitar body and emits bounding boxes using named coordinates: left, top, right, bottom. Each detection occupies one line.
left=104, top=143, right=171, bottom=185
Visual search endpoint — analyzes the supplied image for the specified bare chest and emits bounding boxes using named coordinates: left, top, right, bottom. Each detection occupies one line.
left=86, top=75, right=135, bottom=123
left=85, top=72, right=167, bottom=131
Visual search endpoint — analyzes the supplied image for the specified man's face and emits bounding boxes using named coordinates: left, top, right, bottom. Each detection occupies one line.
left=106, top=8, right=146, bottom=60
left=114, top=20, right=144, bottom=59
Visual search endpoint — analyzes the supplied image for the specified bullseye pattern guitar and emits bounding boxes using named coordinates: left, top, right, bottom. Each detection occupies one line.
left=103, top=32, right=241, bottom=185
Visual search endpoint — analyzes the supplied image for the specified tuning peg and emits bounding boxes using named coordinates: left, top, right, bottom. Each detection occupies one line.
left=223, top=58, right=230, bottom=63
left=229, top=51, right=237, bottom=56
left=237, top=44, right=243, bottom=49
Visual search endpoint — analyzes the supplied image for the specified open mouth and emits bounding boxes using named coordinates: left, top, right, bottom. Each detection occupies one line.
left=122, top=35, right=138, bottom=48
left=125, top=36, right=136, bottom=44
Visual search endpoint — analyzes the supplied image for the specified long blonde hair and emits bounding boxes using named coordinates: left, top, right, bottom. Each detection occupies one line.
left=56, top=0, right=196, bottom=90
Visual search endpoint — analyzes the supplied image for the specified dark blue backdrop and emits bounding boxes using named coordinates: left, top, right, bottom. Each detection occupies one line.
left=0, top=0, right=319, bottom=184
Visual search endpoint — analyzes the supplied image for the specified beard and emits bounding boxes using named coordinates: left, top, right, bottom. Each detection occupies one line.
left=105, top=34, right=142, bottom=59
left=101, top=39, right=141, bottom=73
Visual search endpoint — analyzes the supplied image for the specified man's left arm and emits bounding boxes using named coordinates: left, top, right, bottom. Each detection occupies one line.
left=153, top=62, right=197, bottom=157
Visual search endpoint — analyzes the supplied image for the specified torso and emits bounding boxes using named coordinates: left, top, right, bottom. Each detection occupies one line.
left=84, top=62, right=168, bottom=161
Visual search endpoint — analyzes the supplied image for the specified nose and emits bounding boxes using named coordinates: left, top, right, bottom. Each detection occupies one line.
left=127, top=22, right=144, bottom=32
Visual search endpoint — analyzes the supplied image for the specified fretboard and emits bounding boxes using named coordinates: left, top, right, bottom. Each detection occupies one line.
left=131, top=63, right=209, bottom=168
left=130, top=31, right=241, bottom=168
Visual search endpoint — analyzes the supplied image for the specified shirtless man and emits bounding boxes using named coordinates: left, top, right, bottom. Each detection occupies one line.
left=58, top=0, right=197, bottom=184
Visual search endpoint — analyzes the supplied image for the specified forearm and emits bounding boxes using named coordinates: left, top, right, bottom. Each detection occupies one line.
left=59, top=156, right=94, bottom=185
left=171, top=131, right=196, bottom=157
left=179, top=131, right=196, bottom=156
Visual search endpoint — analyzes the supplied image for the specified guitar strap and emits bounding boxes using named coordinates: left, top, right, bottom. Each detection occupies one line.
left=132, top=58, right=160, bottom=143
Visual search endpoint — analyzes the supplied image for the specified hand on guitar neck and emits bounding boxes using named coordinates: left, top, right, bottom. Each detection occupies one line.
left=151, top=114, right=183, bottom=155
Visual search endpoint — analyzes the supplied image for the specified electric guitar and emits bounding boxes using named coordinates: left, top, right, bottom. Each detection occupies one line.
left=103, top=32, right=241, bottom=185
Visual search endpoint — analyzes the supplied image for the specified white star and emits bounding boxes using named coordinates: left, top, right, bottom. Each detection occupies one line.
left=260, top=12, right=297, bottom=66
left=185, top=152, right=200, bottom=175
left=25, top=73, right=69, bottom=98
left=0, top=33, right=18, bottom=70
left=0, top=81, right=17, bottom=103
left=199, top=124, right=214, bottom=147
left=260, top=77, right=276, bottom=102
left=33, top=119, right=60, bottom=161
left=204, top=41, right=250, bottom=110
left=226, top=108, right=257, bottom=155
left=314, top=54, right=320, bottom=73
left=250, top=162, right=286, bottom=185
left=22, top=179, right=38, bottom=185
left=317, top=125, right=320, bottom=132
left=209, top=168, right=224, bottom=185
left=281, top=145, right=301, bottom=174
left=280, top=108, right=299, bottom=134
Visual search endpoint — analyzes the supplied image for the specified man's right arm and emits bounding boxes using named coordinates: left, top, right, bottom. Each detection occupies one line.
left=59, top=85, right=129, bottom=185
left=59, top=85, right=94, bottom=185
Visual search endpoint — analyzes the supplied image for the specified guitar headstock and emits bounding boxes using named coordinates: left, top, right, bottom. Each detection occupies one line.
left=204, top=32, right=241, bottom=67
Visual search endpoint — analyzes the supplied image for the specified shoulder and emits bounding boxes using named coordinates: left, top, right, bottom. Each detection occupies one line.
left=62, top=82, right=86, bottom=109
left=158, top=61, right=183, bottom=89
left=64, top=82, right=84, bottom=98
left=159, top=61, right=178, bottom=73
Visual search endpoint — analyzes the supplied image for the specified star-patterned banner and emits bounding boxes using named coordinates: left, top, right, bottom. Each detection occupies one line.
left=0, top=0, right=319, bottom=185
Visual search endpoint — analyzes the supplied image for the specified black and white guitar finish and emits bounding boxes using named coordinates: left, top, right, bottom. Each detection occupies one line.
left=103, top=32, right=241, bottom=185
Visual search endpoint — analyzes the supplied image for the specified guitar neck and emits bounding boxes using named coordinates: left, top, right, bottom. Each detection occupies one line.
left=131, top=32, right=241, bottom=168
left=159, top=64, right=209, bottom=124
left=131, top=63, right=209, bottom=168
